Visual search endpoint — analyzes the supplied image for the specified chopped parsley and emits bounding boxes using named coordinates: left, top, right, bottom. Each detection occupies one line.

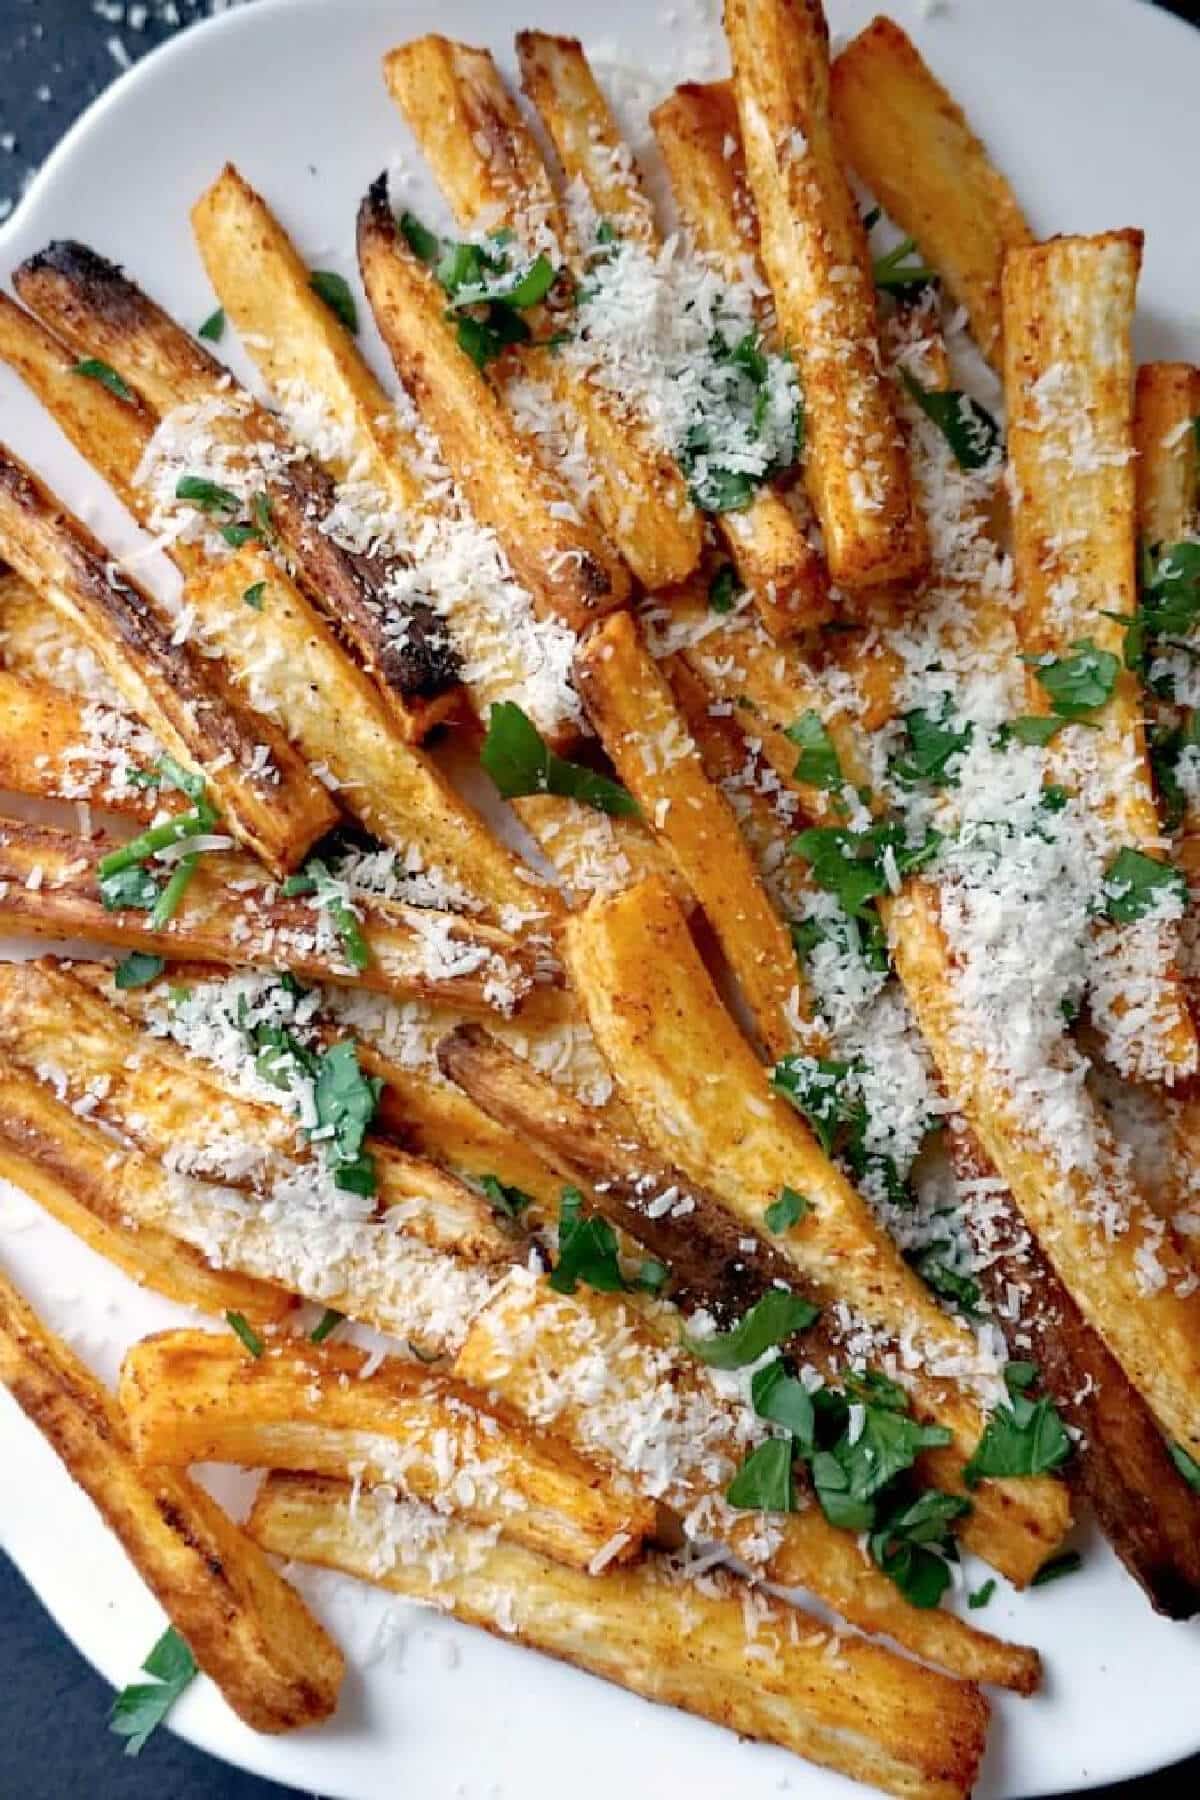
left=900, top=370, right=1000, bottom=470
left=968, top=1577, right=997, bottom=1610
left=174, top=475, right=271, bottom=549
left=309, top=1307, right=344, bottom=1345
left=869, top=1489, right=972, bottom=1610
left=963, top=1362, right=1071, bottom=1487
left=725, top=1436, right=794, bottom=1511
left=309, top=269, right=358, bottom=334
left=225, top=1309, right=264, bottom=1358
left=311, top=1039, right=383, bottom=1194
left=911, top=1243, right=982, bottom=1317
left=772, top=1054, right=916, bottom=1206
left=1031, top=1550, right=1082, bottom=1587
left=399, top=209, right=561, bottom=369
left=109, top=1626, right=198, bottom=1757
left=198, top=306, right=226, bottom=342
left=791, top=820, right=941, bottom=921
left=682, top=1288, right=819, bottom=1369
left=1150, top=712, right=1200, bottom=832
left=765, top=1186, right=810, bottom=1233
left=891, top=706, right=972, bottom=789
left=871, top=235, right=938, bottom=298
left=676, top=328, right=802, bottom=514
left=785, top=710, right=842, bottom=790
left=282, top=856, right=370, bottom=972
left=708, top=562, right=741, bottom=614
left=1005, top=714, right=1064, bottom=748
left=549, top=1188, right=627, bottom=1294
left=114, top=951, right=166, bottom=991
left=1168, top=1440, right=1200, bottom=1490
left=1026, top=638, right=1120, bottom=719
left=479, top=1173, right=533, bottom=1221
left=96, top=760, right=218, bottom=923
left=481, top=701, right=638, bottom=817
left=1100, top=846, right=1188, bottom=923
left=71, top=357, right=132, bottom=400
left=243, top=580, right=266, bottom=611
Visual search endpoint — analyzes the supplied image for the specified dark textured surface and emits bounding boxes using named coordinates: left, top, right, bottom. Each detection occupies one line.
left=2, top=1, right=1200, bottom=1796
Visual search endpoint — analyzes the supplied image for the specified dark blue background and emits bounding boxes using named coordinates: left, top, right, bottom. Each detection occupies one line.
left=1, top=2, right=1198, bottom=1794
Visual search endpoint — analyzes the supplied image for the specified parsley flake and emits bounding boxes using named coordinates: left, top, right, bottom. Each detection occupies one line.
left=968, top=1577, right=997, bottom=1610
left=114, top=951, right=166, bottom=991
left=481, top=701, right=638, bottom=817
left=309, top=269, right=359, bottom=334
left=310, top=1307, right=344, bottom=1344
left=785, top=710, right=842, bottom=790
left=891, top=707, right=972, bottom=788
left=765, top=1187, right=810, bottom=1233
left=198, top=307, right=225, bottom=342
left=225, top=1310, right=264, bottom=1358
left=109, top=1626, right=198, bottom=1757
left=900, top=370, right=1000, bottom=469
left=1168, top=1440, right=1200, bottom=1490
left=683, top=1288, right=819, bottom=1368
left=1031, top=1550, right=1082, bottom=1587
left=480, top=1173, right=533, bottom=1221
left=963, top=1367, right=1071, bottom=1488
left=1100, top=846, right=1188, bottom=923
left=71, top=357, right=132, bottom=400
left=725, top=1436, right=795, bottom=1512
left=243, top=580, right=266, bottom=610
left=1027, top=638, right=1120, bottom=719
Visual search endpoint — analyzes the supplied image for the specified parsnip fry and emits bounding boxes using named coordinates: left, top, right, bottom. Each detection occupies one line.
left=251, top=1472, right=990, bottom=1800
left=574, top=610, right=816, bottom=1056
left=725, top=0, right=926, bottom=590
left=510, top=791, right=693, bottom=911
left=0, top=1273, right=342, bottom=1732
left=0, top=818, right=538, bottom=1013
left=0, top=1056, right=291, bottom=1321
left=357, top=179, right=630, bottom=628
left=0, top=443, right=337, bottom=876
left=454, top=1277, right=1040, bottom=1693
left=830, top=18, right=1033, bottom=363
left=119, top=1331, right=653, bottom=1573
left=517, top=33, right=827, bottom=636
left=891, top=880, right=1200, bottom=1460
left=1003, top=232, right=1197, bottom=1083
left=383, top=35, right=699, bottom=594
left=0, top=669, right=169, bottom=818
left=563, top=877, right=1069, bottom=1582
left=13, top=242, right=461, bottom=739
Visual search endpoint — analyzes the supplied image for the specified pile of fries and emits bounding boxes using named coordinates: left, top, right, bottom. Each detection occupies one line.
left=3, top=5, right=1200, bottom=1794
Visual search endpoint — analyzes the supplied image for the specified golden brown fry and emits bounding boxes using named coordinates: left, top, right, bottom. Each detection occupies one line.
left=0, top=443, right=338, bottom=876
left=0, top=1273, right=342, bottom=1732
left=563, top=877, right=1070, bottom=1582
left=383, top=36, right=699, bottom=594
left=2, top=960, right=514, bottom=1266
left=651, top=83, right=760, bottom=278
left=357, top=178, right=630, bottom=628
left=574, top=610, right=817, bottom=1057
left=454, top=1278, right=1040, bottom=1694
left=0, top=817, right=539, bottom=1013
left=725, top=0, right=926, bottom=591
left=119, top=1331, right=654, bottom=1573
left=891, top=880, right=1200, bottom=1460
left=949, top=1122, right=1200, bottom=1619
left=251, top=1471, right=990, bottom=1800
left=510, top=791, right=693, bottom=911
left=0, top=1055, right=291, bottom=1320
left=0, top=669, right=171, bottom=818
left=1003, top=232, right=1197, bottom=1084
left=830, top=17, right=1033, bottom=363
left=13, top=242, right=460, bottom=740
left=517, top=34, right=826, bottom=637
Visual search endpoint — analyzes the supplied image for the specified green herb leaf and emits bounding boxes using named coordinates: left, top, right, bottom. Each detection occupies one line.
left=310, top=1307, right=344, bottom=1344
left=751, top=1357, right=815, bottom=1449
left=708, top=562, right=741, bottom=614
left=963, top=1380, right=1072, bottom=1488
left=225, top=1309, right=264, bottom=1357
left=309, top=269, right=358, bottom=334
left=1168, top=1440, right=1200, bottom=1490
left=725, top=1436, right=795, bottom=1512
left=175, top=474, right=240, bottom=515
left=823, top=1405, right=953, bottom=1514
left=1031, top=1550, right=1082, bottom=1587
left=399, top=211, right=440, bottom=263
left=312, top=1039, right=382, bottom=1190
left=1100, top=846, right=1188, bottom=923
left=1149, top=712, right=1200, bottom=832
left=549, top=1188, right=629, bottom=1294
left=682, top=1288, right=819, bottom=1368
left=785, top=710, right=842, bottom=790
left=1006, top=714, right=1064, bottom=747
left=481, top=701, right=639, bottom=816
left=219, top=520, right=261, bottom=549
left=1004, top=1360, right=1039, bottom=1395
left=911, top=1244, right=981, bottom=1316
left=872, top=236, right=938, bottom=296
left=791, top=820, right=941, bottom=920
left=480, top=1173, right=533, bottom=1221
left=71, top=357, right=133, bottom=400
left=771, top=1055, right=854, bottom=1155
left=291, top=857, right=370, bottom=972
left=900, top=370, right=1000, bottom=469
left=1139, top=541, right=1200, bottom=639
left=149, top=853, right=199, bottom=929
left=869, top=1489, right=971, bottom=1608
left=1028, top=638, right=1120, bottom=719
left=99, top=865, right=162, bottom=912
left=198, top=307, right=226, bottom=342
left=637, top=1257, right=671, bottom=1294
left=968, top=1577, right=997, bottom=1610
left=765, top=1186, right=810, bottom=1233
left=109, top=1626, right=198, bottom=1757
left=891, top=707, right=972, bottom=788
left=114, top=951, right=166, bottom=991
left=243, top=580, right=266, bottom=611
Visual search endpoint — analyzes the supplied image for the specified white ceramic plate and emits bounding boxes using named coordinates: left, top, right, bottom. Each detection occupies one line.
left=2, top=0, right=1200, bottom=1794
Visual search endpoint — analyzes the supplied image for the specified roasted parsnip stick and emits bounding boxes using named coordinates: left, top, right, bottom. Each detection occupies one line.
left=574, top=610, right=818, bottom=1056
left=1003, top=232, right=1197, bottom=1083
left=0, top=818, right=539, bottom=1013
left=0, top=443, right=338, bottom=875
left=0, top=669, right=169, bottom=818
left=383, top=35, right=700, bottom=594
left=829, top=17, right=1033, bottom=364
left=0, top=1274, right=343, bottom=1733
left=725, top=0, right=927, bottom=590
left=517, top=31, right=829, bottom=637
left=13, top=242, right=461, bottom=739
left=563, top=878, right=1070, bottom=1582
left=0, top=1056, right=291, bottom=1321
left=250, top=1472, right=990, bottom=1800
left=119, top=1332, right=654, bottom=1573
